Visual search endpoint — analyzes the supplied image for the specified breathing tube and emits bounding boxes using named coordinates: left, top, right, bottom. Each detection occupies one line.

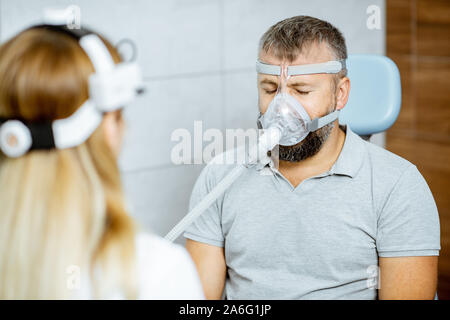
left=165, top=127, right=281, bottom=242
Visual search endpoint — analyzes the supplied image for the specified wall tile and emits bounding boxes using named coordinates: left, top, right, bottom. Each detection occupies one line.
left=223, top=71, right=258, bottom=131
left=122, top=164, right=204, bottom=245
left=119, top=75, right=223, bottom=172
left=222, top=0, right=385, bottom=70
left=0, top=0, right=222, bottom=77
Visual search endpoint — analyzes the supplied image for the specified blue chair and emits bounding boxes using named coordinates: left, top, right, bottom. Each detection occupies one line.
left=339, top=54, right=402, bottom=137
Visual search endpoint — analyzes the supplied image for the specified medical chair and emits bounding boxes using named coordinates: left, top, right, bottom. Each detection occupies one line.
left=338, top=54, right=401, bottom=140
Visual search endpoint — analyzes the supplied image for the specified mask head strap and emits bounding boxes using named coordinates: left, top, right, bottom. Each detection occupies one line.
left=307, top=109, right=340, bottom=132
left=256, top=59, right=346, bottom=76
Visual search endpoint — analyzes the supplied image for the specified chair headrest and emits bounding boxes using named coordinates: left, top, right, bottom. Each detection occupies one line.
left=339, top=54, right=402, bottom=136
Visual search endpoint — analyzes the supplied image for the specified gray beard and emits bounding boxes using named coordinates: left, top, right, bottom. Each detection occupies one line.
left=278, top=115, right=335, bottom=162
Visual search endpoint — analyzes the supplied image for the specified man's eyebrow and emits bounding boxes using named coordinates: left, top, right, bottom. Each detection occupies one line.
left=288, top=81, right=313, bottom=87
left=259, top=79, right=278, bottom=86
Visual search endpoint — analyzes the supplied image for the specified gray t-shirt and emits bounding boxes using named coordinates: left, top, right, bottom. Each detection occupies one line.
left=184, top=125, right=440, bottom=299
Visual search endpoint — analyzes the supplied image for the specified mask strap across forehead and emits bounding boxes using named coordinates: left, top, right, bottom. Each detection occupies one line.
left=256, top=59, right=346, bottom=76
left=288, top=60, right=345, bottom=76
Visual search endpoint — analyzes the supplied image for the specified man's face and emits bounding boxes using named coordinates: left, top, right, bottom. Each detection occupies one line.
left=257, top=42, right=339, bottom=162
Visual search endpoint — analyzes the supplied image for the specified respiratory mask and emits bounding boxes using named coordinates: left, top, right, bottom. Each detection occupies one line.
left=256, top=59, right=346, bottom=146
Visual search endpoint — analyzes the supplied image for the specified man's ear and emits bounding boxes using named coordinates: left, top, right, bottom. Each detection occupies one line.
left=335, top=77, right=350, bottom=111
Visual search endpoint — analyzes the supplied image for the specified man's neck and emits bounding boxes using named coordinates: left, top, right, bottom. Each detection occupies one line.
left=277, top=123, right=346, bottom=188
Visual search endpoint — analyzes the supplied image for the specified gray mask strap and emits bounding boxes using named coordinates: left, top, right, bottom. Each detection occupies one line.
left=255, top=61, right=281, bottom=75
left=288, top=60, right=345, bottom=76
left=256, top=60, right=345, bottom=76
left=307, top=110, right=340, bottom=132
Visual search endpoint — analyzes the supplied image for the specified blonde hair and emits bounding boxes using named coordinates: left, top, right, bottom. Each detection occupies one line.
left=0, top=27, right=137, bottom=299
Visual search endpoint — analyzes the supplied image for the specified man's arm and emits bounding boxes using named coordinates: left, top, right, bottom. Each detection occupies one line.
left=378, top=256, right=438, bottom=300
left=185, top=239, right=227, bottom=300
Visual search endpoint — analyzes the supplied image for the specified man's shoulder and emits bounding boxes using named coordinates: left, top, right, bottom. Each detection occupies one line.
left=350, top=134, right=435, bottom=219
left=356, top=135, right=423, bottom=196
left=359, top=135, right=415, bottom=177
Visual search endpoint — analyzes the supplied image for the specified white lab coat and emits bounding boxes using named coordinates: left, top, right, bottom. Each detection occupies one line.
left=74, top=233, right=205, bottom=299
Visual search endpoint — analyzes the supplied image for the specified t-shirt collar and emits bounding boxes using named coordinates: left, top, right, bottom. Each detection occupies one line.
left=328, top=124, right=365, bottom=178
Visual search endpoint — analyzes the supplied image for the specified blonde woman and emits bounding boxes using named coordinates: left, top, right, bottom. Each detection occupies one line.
left=0, top=24, right=204, bottom=299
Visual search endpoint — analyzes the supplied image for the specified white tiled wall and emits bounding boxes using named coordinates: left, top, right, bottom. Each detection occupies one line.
left=1, top=0, right=385, bottom=244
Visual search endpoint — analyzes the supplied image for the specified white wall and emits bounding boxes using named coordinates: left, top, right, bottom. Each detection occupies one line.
left=0, top=0, right=385, bottom=244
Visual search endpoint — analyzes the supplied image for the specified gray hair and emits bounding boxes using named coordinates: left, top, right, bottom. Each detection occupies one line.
left=259, top=15, right=348, bottom=78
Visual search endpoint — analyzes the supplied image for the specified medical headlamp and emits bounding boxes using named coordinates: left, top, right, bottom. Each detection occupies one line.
left=0, top=20, right=144, bottom=158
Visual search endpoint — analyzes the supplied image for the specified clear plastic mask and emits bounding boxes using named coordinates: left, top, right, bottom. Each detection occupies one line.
left=258, top=92, right=311, bottom=146
left=256, top=59, right=343, bottom=147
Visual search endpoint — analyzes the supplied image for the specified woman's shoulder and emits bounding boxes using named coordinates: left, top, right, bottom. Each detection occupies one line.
left=135, top=232, right=205, bottom=300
